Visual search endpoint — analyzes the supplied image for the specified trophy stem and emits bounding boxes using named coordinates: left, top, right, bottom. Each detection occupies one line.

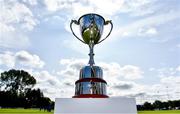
left=88, top=41, right=95, bottom=66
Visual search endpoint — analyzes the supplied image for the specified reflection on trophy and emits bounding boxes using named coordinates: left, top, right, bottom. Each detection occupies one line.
left=70, top=13, right=113, bottom=98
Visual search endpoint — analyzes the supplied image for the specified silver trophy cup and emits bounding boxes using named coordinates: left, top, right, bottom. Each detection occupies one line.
left=70, top=13, right=113, bottom=98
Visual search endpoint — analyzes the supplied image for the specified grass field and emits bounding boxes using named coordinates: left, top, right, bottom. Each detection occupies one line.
left=0, top=109, right=180, bottom=114
left=0, top=109, right=53, bottom=114
left=139, top=110, right=180, bottom=114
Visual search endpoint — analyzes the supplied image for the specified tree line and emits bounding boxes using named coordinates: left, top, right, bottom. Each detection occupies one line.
left=0, top=69, right=54, bottom=111
left=137, top=100, right=180, bottom=110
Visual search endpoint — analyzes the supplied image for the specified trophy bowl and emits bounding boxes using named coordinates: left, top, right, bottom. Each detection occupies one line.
left=78, top=14, right=105, bottom=44
left=70, top=13, right=113, bottom=45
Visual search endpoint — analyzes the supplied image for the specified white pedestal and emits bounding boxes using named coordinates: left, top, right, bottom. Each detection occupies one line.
left=54, top=97, right=137, bottom=114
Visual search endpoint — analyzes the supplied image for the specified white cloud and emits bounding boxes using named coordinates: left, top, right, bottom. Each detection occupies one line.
left=146, top=28, right=157, bottom=35
left=98, top=62, right=143, bottom=80
left=0, top=50, right=45, bottom=69
left=149, top=67, right=155, bottom=71
left=32, top=70, right=63, bottom=100
left=112, top=11, right=180, bottom=40
left=71, top=2, right=95, bottom=17
left=113, top=82, right=133, bottom=90
left=0, top=30, right=30, bottom=48
left=43, top=0, right=154, bottom=17
left=15, top=50, right=45, bottom=68
left=146, top=81, right=180, bottom=102
left=158, top=66, right=180, bottom=85
left=22, top=0, right=38, bottom=6
left=59, top=58, right=87, bottom=71
left=0, top=23, right=15, bottom=33
left=33, top=71, right=59, bottom=86
left=86, top=0, right=124, bottom=16
left=58, top=58, right=87, bottom=81
left=0, top=0, right=38, bottom=48
left=0, top=0, right=37, bottom=30
left=32, top=69, right=80, bottom=99
left=176, top=66, right=180, bottom=72
left=138, top=27, right=157, bottom=36
left=0, top=51, right=15, bottom=68
left=103, top=63, right=145, bottom=97
left=110, top=81, right=145, bottom=97
left=143, top=66, right=180, bottom=102
left=120, top=0, right=156, bottom=16
left=161, top=76, right=180, bottom=84
left=120, top=65, right=144, bottom=80
left=157, top=67, right=180, bottom=77
left=44, top=0, right=74, bottom=11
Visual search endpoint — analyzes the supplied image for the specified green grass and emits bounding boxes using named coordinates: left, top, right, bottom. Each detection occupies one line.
left=138, top=110, right=180, bottom=114
left=0, top=109, right=180, bottom=114
left=0, top=109, right=53, bottom=114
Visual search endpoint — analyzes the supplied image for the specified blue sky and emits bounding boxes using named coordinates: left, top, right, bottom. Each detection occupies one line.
left=0, top=0, right=180, bottom=104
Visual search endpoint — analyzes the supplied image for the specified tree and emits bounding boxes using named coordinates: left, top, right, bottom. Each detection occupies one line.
left=40, top=97, right=53, bottom=112
left=153, top=100, right=163, bottom=110
left=137, top=100, right=180, bottom=111
left=25, top=88, right=44, bottom=108
left=0, top=69, right=54, bottom=109
left=0, top=69, right=36, bottom=94
left=143, top=102, right=154, bottom=110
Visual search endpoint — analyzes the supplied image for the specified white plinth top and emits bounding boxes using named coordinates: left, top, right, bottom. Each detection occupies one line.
left=54, top=97, right=137, bottom=114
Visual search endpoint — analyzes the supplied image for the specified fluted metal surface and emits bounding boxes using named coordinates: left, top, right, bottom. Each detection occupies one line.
left=74, top=65, right=107, bottom=97
left=79, top=66, right=103, bottom=79
left=75, top=82, right=106, bottom=95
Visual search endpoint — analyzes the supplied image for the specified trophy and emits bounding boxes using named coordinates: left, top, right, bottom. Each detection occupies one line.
left=70, top=13, right=113, bottom=98
left=54, top=13, right=137, bottom=114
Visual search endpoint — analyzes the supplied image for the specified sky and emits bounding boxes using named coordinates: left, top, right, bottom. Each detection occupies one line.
left=0, top=0, right=180, bottom=104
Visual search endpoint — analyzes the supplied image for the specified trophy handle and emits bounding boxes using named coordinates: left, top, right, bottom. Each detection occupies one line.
left=70, top=20, right=86, bottom=44
left=97, top=20, right=113, bottom=44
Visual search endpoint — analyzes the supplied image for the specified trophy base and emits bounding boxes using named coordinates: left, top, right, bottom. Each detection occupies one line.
left=54, top=97, right=137, bottom=114
left=73, top=94, right=109, bottom=98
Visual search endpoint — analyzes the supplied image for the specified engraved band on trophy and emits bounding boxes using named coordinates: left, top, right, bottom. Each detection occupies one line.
left=70, top=13, right=113, bottom=98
